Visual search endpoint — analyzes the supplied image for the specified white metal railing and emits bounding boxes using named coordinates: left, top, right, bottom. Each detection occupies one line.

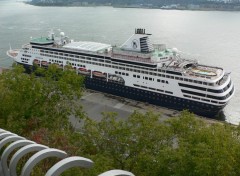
left=0, top=128, right=134, bottom=176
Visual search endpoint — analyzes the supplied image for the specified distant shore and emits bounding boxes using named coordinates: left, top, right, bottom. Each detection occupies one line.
left=26, top=2, right=240, bottom=11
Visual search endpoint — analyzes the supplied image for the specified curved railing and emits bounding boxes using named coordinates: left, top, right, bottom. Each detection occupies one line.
left=0, top=128, right=134, bottom=176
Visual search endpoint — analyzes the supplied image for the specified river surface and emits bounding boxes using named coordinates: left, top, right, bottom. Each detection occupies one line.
left=0, top=0, right=240, bottom=124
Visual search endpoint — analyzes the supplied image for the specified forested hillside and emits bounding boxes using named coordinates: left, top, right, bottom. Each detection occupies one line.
left=28, top=0, right=232, bottom=6
left=29, top=0, right=240, bottom=10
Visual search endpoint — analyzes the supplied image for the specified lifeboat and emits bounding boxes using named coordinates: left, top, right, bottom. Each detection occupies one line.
left=41, top=61, right=48, bottom=67
left=92, top=71, right=106, bottom=78
left=33, top=59, right=40, bottom=65
left=78, top=68, right=90, bottom=75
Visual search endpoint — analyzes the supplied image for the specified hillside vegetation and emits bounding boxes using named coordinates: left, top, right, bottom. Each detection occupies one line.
left=1, top=65, right=240, bottom=175
left=29, top=0, right=240, bottom=10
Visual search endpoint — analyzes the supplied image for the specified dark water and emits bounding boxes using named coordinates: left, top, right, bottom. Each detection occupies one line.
left=0, top=0, right=240, bottom=124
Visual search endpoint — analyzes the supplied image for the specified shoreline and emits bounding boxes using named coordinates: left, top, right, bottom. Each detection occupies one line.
left=25, top=2, right=240, bottom=11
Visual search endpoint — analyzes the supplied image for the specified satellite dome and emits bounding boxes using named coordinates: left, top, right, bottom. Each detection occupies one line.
left=60, top=32, right=65, bottom=37
left=172, top=48, right=178, bottom=54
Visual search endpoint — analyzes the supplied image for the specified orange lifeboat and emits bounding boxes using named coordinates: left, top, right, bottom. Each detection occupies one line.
left=92, top=71, right=106, bottom=78
left=78, top=68, right=90, bottom=75
left=33, top=59, right=40, bottom=65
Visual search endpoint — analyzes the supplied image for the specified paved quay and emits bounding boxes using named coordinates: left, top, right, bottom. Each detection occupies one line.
left=69, top=89, right=181, bottom=127
left=69, top=89, right=225, bottom=128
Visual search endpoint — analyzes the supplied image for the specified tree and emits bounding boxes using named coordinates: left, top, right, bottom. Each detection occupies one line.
left=0, top=64, right=84, bottom=146
left=79, top=111, right=174, bottom=175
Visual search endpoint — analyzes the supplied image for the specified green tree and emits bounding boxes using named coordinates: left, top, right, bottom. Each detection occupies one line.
left=79, top=111, right=174, bottom=175
left=0, top=64, right=84, bottom=145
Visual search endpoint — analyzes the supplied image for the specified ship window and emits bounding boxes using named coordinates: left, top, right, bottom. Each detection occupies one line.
left=211, top=100, right=218, bottom=103
left=158, top=74, right=161, bottom=77
left=122, top=73, right=125, bottom=75
left=133, top=75, right=136, bottom=78
left=182, top=89, right=205, bottom=97
left=126, top=68, right=129, bottom=71
left=165, top=91, right=173, bottom=94
left=162, top=80, right=165, bottom=83
left=149, top=87, right=156, bottom=90
left=184, top=78, right=189, bottom=82
left=157, top=89, right=164, bottom=92
left=183, top=95, right=191, bottom=98
left=207, top=94, right=225, bottom=100
left=166, top=75, right=170, bottom=78
left=149, top=78, right=152, bottom=81
left=157, top=79, right=160, bottom=82
left=202, top=98, right=210, bottom=102
left=126, top=73, right=129, bottom=76
left=170, top=76, right=174, bottom=79
left=150, top=72, right=153, bottom=75
left=180, top=78, right=183, bottom=81
left=137, top=75, right=140, bottom=78
left=145, top=77, right=148, bottom=80
left=166, top=81, right=169, bottom=84
left=162, top=75, right=166, bottom=77
left=115, top=71, right=118, bottom=74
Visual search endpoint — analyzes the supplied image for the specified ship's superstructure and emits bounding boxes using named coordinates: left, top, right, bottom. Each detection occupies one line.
left=7, top=29, right=235, bottom=117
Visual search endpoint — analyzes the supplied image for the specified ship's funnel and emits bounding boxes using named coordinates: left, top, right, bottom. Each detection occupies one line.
left=121, top=28, right=153, bottom=53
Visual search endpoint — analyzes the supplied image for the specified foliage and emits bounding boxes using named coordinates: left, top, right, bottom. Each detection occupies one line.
left=0, top=64, right=85, bottom=152
left=79, top=111, right=240, bottom=176
left=1, top=66, right=240, bottom=175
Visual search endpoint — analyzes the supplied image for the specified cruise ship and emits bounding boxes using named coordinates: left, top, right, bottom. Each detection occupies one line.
left=7, top=29, right=234, bottom=118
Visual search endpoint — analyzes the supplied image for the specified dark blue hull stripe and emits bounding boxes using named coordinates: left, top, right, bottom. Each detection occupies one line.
left=84, top=77, right=225, bottom=118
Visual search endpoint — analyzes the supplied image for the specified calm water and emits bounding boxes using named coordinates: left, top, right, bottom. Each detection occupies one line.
left=0, top=0, right=240, bottom=124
